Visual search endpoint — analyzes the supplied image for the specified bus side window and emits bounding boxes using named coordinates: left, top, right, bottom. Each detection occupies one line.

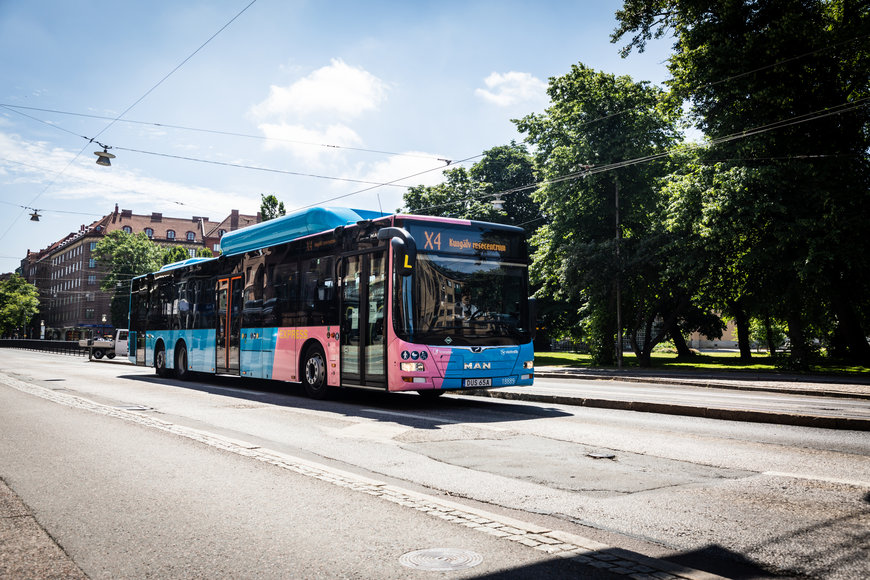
left=301, top=256, right=335, bottom=326
left=272, top=262, right=299, bottom=327
left=243, top=263, right=264, bottom=328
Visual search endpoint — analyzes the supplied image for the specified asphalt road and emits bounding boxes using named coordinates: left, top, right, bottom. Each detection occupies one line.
left=0, top=376, right=621, bottom=579
left=1, top=349, right=868, bottom=579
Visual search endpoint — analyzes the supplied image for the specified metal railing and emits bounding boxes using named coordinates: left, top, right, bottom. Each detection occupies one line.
left=0, top=339, right=88, bottom=357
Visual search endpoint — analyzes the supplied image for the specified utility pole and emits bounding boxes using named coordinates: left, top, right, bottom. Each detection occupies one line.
left=615, top=178, right=622, bottom=370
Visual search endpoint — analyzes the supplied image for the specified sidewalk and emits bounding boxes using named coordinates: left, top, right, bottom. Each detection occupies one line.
left=0, top=478, right=87, bottom=579
left=465, top=367, right=870, bottom=431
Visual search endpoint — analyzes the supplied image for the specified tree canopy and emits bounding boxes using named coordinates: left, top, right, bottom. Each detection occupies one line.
left=94, top=231, right=165, bottom=328
left=613, top=0, right=870, bottom=365
left=0, top=274, right=40, bottom=337
left=403, top=143, right=541, bottom=229
left=260, top=194, right=286, bottom=221
left=515, top=64, right=683, bottom=365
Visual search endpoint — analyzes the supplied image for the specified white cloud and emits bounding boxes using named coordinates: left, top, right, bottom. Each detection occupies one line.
left=251, top=58, right=388, bottom=121
left=257, top=122, right=363, bottom=165
left=475, top=71, right=548, bottom=107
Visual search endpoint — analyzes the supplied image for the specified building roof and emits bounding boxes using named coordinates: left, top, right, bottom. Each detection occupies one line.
left=23, top=204, right=260, bottom=264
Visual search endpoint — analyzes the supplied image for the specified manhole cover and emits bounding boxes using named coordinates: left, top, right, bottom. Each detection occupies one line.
left=399, top=548, right=483, bottom=571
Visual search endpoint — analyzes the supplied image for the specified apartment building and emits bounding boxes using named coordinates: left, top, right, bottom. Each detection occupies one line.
left=20, top=204, right=259, bottom=340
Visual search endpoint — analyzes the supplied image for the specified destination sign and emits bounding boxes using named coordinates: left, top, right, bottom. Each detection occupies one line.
left=404, top=222, right=523, bottom=259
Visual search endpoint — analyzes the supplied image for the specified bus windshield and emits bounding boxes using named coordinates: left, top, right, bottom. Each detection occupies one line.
left=394, top=253, right=531, bottom=346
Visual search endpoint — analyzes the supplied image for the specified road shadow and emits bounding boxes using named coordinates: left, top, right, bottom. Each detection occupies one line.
left=117, top=372, right=572, bottom=428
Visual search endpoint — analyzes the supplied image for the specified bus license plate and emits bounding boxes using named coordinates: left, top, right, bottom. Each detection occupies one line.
left=464, top=378, right=491, bottom=387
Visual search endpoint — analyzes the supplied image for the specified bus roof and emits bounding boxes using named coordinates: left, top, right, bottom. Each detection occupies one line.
left=158, top=257, right=214, bottom=272
left=218, top=206, right=389, bottom=256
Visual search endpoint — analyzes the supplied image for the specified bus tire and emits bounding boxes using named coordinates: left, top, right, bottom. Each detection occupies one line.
left=174, top=342, right=191, bottom=380
left=93, top=348, right=104, bottom=359
left=106, top=352, right=116, bottom=359
left=301, top=344, right=329, bottom=399
left=155, top=343, right=170, bottom=377
left=417, top=389, right=445, bottom=399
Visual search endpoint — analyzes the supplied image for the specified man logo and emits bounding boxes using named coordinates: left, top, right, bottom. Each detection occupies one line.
left=464, top=362, right=491, bottom=370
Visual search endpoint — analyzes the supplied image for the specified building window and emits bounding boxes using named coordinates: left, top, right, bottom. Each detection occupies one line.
left=85, top=308, right=95, bottom=319
left=186, top=231, right=196, bottom=241
left=166, top=230, right=175, bottom=240
left=219, top=229, right=227, bottom=237
left=89, top=258, right=96, bottom=268
left=90, top=242, right=97, bottom=251
left=123, top=226, right=132, bottom=234
left=188, top=249, right=197, bottom=258
left=213, top=244, right=221, bottom=252
left=145, top=228, right=153, bottom=238
left=88, top=275, right=96, bottom=285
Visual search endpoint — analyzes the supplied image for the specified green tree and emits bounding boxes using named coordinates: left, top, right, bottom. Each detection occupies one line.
left=516, top=64, right=681, bottom=366
left=163, top=246, right=191, bottom=266
left=160, top=245, right=213, bottom=266
left=260, top=194, right=286, bottom=221
left=94, top=231, right=164, bottom=328
left=661, top=155, right=773, bottom=360
left=403, top=143, right=540, bottom=229
left=614, top=0, right=870, bottom=365
left=0, top=274, right=40, bottom=337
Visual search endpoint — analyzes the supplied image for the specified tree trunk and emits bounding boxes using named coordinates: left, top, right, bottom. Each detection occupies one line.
left=731, top=301, right=752, bottom=361
left=671, top=327, right=694, bottom=358
left=830, top=286, right=870, bottom=364
left=764, top=315, right=777, bottom=354
left=786, top=309, right=810, bottom=370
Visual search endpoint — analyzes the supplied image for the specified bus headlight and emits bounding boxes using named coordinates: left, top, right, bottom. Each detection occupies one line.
left=400, top=362, right=425, bottom=372
left=523, top=360, right=534, bottom=370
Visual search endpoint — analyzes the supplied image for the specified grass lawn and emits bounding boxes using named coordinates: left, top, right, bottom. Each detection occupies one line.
left=534, top=350, right=870, bottom=376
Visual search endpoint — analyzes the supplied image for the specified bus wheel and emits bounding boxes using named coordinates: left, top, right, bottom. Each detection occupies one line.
left=106, top=352, right=116, bottom=359
left=175, top=343, right=190, bottom=380
left=301, top=344, right=329, bottom=399
left=92, top=348, right=104, bottom=359
left=417, top=389, right=445, bottom=399
left=155, top=345, right=169, bottom=377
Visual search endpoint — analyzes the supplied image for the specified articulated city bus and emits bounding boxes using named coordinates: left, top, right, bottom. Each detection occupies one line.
left=128, top=207, right=535, bottom=398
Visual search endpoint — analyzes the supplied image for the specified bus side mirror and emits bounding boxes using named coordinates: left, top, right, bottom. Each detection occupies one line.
left=377, top=227, right=416, bottom=276
left=528, top=297, right=537, bottom=340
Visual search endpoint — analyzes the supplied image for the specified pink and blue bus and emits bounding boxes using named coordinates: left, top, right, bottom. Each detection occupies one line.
left=128, top=207, right=535, bottom=398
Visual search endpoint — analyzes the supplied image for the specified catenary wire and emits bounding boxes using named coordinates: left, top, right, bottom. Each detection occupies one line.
left=0, top=1, right=258, bottom=245
left=0, top=104, right=452, bottom=163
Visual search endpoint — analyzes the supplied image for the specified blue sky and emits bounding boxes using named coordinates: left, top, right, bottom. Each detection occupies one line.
left=0, top=0, right=674, bottom=272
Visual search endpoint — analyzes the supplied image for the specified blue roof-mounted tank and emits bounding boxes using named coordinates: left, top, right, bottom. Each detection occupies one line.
left=218, top=206, right=389, bottom=256
left=158, top=257, right=214, bottom=272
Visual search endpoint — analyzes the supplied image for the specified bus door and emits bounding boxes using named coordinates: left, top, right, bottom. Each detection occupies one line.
left=134, top=283, right=148, bottom=365
left=216, top=275, right=242, bottom=375
left=340, top=250, right=386, bottom=387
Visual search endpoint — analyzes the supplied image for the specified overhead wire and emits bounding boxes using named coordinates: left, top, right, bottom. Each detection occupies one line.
left=2, top=28, right=866, bottom=244
left=0, top=0, right=258, bottom=244
left=408, top=96, right=870, bottom=216
left=0, top=104, right=452, bottom=163
left=111, top=146, right=410, bottom=187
